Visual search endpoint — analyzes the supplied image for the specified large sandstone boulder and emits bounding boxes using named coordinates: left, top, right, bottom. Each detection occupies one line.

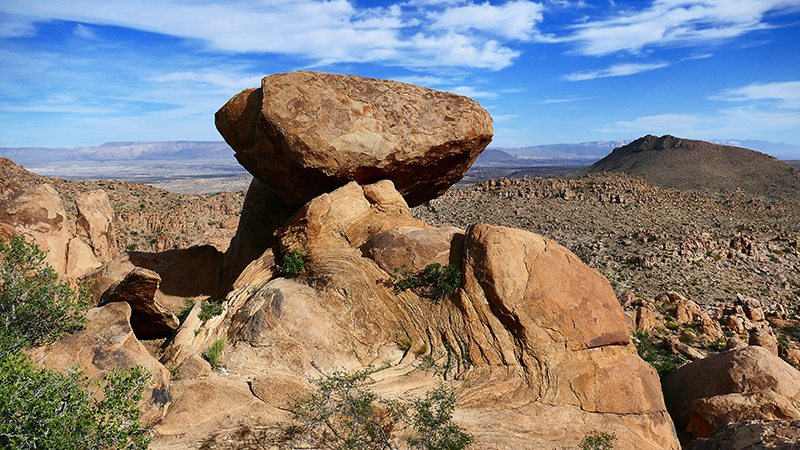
left=0, top=183, right=71, bottom=274
left=215, top=71, right=493, bottom=207
left=662, top=346, right=800, bottom=439
left=152, top=180, right=680, bottom=450
left=75, top=189, right=119, bottom=263
left=28, top=302, right=171, bottom=424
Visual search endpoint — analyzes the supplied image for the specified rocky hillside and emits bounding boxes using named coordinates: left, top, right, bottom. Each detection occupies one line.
left=572, top=134, right=800, bottom=202
left=0, top=157, right=244, bottom=253
left=413, top=174, right=800, bottom=312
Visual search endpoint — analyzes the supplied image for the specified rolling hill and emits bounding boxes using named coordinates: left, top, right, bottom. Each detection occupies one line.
left=572, top=135, right=800, bottom=202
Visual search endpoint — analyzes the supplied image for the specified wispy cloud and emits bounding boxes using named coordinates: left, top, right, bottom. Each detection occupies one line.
left=540, top=97, right=592, bottom=104
left=447, top=85, right=498, bottom=99
left=711, top=80, right=800, bottom=109
left=72, top=23, right=95, bottom=39
left=0, top=0, right=545, bottom=70
left=564, top=61, right=668, bottom=81
left=548, top=0, right=799, bottom=56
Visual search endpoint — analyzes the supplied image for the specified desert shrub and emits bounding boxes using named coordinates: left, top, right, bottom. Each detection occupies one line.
left=198, top=300, right=223, bottom=323
left=0, top=353, right=151, bottom=450
left=287, top=367, right=472, bottom=450
left=0, top=236, right=151, bottom=450
left=392, top=266, right=423, bottom=293
left=203, top=338, right=226, bottom=368
left=392, top=263, right=463, bottom=301
left=0, top=236, right=88, bottom=356
left=632, top=331, right=687, bottom=377
left=579, top=430, right=617, bottom=450
left=281, top=250, right=306, bottom=277
left=177, top=298, right=196, bottom=323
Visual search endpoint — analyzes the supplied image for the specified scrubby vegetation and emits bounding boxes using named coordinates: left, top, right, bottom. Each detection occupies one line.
left=391, top=263, right=463, bottom=301
left=0, top=236, right=88, bottom=355
left=579, top=430, right=617, bottom=450
left=203, top=338, right=226, bottom=368
left=198, top=299, right=223, bottom=323
left=632, top=331, right=687, bottom=377
left=286, top=367, right=472, bottom=450
left=0, top=236, right=151, bottom=449
left=281, top=249, right=307, bottom=277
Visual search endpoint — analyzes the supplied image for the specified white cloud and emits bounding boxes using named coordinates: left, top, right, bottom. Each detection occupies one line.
left=564, top=61, right=669, bottom=80
left=0, top=13, right=39, bottom=38
left=448, top=85, right=498, bottom=98
left=551, top=0, right=799, bottom=56
left=72, top=23, right=95, bottom=39
left=430, top=0, right=544, bottom=40
left=0, top=0, right=540, bottom=70
left=712, top=80, right=800, bottom=109
left=393, top=75, right=449, bottom=86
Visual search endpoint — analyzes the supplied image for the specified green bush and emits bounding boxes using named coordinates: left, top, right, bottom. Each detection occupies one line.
left=198, top=300, right=223, bottom=323
left=0, top=236, right=88, bottom=356
left=0, top=353, right=151, bottom=450
left=0, top=236, right=151, bottom=449
left=287, top=367, right=472, bottom=450
left=281, top=249, right=306, bottom=277
left=392, top=263, right=463, bottom=301
left=203, top=338, right=226, bottom=368
left=579, top=430, right=617, bottom=450
left=177, top=298, right=196, bottom=323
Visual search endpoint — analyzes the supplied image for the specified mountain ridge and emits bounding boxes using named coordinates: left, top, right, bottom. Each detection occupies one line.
left=572, top=134, right=800, bottom=202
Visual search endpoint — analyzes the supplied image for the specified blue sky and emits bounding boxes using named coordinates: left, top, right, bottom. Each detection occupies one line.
left=1, top=0, right=799, bottom=149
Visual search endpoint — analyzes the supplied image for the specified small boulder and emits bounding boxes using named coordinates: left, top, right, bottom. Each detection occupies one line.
left=363, top=226, right=465, bottom=274
left=215, top=71, right=493, bottom=207
left=101, top=267, right=180, bottom=339
left=662, top=346, right=800, bottom=438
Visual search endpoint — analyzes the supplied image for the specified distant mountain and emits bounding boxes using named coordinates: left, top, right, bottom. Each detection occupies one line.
left=0, top=141, right=235, bottom=165
left=572, top=135, right=800, bottom=202
left=710, top=139, right=800, bottom=160
left=476, top=140, right=632, bottom=167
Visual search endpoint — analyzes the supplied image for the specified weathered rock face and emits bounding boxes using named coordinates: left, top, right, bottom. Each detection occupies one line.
left=0, top=183, right=71, bottom=274
left=75, top=189, right=118, bottom=263
left=364, top=226, right=464, bottom=273
left=152, top=180, right=680, bottom=450
left=215, top=71, right=493, bottom=207
left=662, top=346, right=800, bottom=439
left=100, top=267, right=180, bottom=339
left=28, top=302, right=171, bottom=425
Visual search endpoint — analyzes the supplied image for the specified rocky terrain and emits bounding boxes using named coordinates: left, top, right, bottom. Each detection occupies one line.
left=3, top=72, right=800, bottom=449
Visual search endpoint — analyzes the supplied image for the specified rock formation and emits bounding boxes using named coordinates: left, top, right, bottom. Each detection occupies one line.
left=662, top=346, right=800, bottom=439
left=151, top=179, right=680, bottom=449
left=215, top=71, right=493, bottom=207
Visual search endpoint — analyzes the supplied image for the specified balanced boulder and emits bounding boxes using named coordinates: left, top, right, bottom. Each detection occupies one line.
left=215, top=71, right=493, bottom=207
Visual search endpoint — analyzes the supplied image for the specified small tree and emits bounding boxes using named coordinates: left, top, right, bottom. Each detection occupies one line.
left=0, top=236, right=88, bottom=356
